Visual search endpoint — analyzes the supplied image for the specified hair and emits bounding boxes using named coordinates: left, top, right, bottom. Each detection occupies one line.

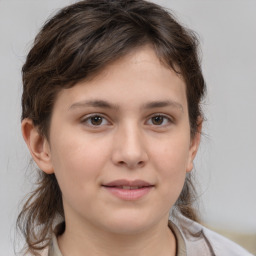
left=17, top=0, right=206, bottom=255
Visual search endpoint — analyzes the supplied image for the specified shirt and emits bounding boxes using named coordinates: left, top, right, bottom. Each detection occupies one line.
left=47, top=214, right=254, bottom=256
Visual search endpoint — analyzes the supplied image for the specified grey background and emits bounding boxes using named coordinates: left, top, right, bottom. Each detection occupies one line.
left=0, top=0, right=255, bottom=255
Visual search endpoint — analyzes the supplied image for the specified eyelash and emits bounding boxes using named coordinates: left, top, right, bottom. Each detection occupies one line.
left=81, top=114, right=110, bottom=127
left=80, top=113, right=173, bottom=128
left=146, top=114, right=173, bottom=126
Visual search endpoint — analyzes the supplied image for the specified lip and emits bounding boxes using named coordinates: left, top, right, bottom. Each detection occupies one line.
left=103, top=179, right=153, bottom=187
left=102, top=179, right=154, bottom=201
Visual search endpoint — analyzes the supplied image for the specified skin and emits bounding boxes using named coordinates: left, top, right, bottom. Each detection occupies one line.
left=22, top=45, right=201, bottom=256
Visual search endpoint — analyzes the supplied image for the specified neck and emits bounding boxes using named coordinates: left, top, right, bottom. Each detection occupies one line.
left=58, top=217, right=176, bottom=256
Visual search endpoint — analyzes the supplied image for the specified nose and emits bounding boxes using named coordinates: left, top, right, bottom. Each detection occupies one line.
left=111, top=123, right=149, bottom=169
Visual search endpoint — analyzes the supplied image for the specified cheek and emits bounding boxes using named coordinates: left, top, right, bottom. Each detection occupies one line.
left=150, top=135, right=190, bottom=198
left=152, top=133, right=190, bottom=171
left=50, top=132, right=110, bottom=194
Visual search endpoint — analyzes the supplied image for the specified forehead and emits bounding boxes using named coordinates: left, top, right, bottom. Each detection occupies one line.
left=54, top=46, right=187, bottom=112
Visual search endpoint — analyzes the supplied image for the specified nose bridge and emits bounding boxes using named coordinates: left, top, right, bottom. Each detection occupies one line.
left=112, top=120, right=148, bottom=168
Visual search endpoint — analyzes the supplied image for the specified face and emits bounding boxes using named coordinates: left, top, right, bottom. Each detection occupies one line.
left=40, top=46, right=199, bottom=235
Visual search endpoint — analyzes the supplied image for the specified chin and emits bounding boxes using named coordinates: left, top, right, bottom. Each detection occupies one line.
left=99, top=210, right=160, bottom=235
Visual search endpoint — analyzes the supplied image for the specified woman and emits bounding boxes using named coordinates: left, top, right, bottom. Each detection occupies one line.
left=17, top=0, right=253, bottom=255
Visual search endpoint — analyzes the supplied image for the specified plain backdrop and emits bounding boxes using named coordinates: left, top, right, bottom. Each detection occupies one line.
left=0, top=0, right=255, bottom=255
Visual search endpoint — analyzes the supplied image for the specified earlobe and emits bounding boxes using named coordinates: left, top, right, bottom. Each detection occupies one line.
left=186, top=118, right=202, bottom=173
left=21, top=118, right=54, bottom=174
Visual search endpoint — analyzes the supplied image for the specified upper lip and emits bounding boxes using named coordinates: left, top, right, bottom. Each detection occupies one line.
left=102, top=179, right=153, bottom=187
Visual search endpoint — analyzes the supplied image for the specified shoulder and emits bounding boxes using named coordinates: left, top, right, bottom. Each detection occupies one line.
left=201, top=225, right=253, bottom=255
left=170, top=213, right=254, bottom=256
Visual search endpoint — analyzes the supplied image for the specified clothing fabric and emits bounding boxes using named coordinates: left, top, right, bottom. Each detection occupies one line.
left=169, top=214, right=254, bottom=255
left=47, top=214, right=254, bottom=256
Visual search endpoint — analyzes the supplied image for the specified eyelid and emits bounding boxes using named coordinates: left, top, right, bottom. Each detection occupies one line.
left=146, top=113, right=174, bottom=126
left=80, top=113, right=111, bottom=127
left=80, top=112, right=174, bottom=127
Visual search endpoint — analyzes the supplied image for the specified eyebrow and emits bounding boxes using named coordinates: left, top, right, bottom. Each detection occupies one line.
left=69, top=100, right=119, bottom=111
left=69, top=99, right=183, bottom=112
left=142, top=100, right=183, bottom=112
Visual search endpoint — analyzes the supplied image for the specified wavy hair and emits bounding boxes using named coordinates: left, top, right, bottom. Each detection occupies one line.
left=17, top=1, right=206, bottom=255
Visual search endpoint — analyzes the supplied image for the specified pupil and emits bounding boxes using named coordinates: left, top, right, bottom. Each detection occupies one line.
left=91, top=116, right=102, bottom=125
left=152, top=116, right=163, bottom=125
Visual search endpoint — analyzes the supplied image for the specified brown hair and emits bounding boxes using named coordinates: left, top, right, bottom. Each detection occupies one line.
left=17, top=0, right=206, bottom=255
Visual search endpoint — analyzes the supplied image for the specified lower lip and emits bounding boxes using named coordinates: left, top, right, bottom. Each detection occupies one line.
left=102, top=186, right=153, bottom=201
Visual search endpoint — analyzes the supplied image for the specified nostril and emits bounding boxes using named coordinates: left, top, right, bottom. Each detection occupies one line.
left=138, top=161, right=145, bottom=166
left=117, top=160, right=145, bottom=168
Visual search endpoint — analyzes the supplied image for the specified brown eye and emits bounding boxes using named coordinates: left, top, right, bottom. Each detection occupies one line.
left=90, top=116, right=103, bottom=125
left=151, top=116, right=164, bottom=125
left=146, top=114, right=172, bottom=126
left=82, top=114, right=109, bottom=127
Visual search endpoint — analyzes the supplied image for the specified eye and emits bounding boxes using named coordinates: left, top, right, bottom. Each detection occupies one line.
left=146, top=114, right=172, bottom=126
left=81, top=114, right=110, bottom=127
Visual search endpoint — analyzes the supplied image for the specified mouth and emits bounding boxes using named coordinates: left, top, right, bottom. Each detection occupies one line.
left=104, top=185, right=150, bottom=190
left=102, top=179, right=154, bottom=200
left=102, top=179, right=153, bottom=187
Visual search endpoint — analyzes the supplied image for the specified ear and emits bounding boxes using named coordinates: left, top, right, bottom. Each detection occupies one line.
left=21, top=118, right=54, bottom=174
left=186, top=118, right=203, bottom=173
